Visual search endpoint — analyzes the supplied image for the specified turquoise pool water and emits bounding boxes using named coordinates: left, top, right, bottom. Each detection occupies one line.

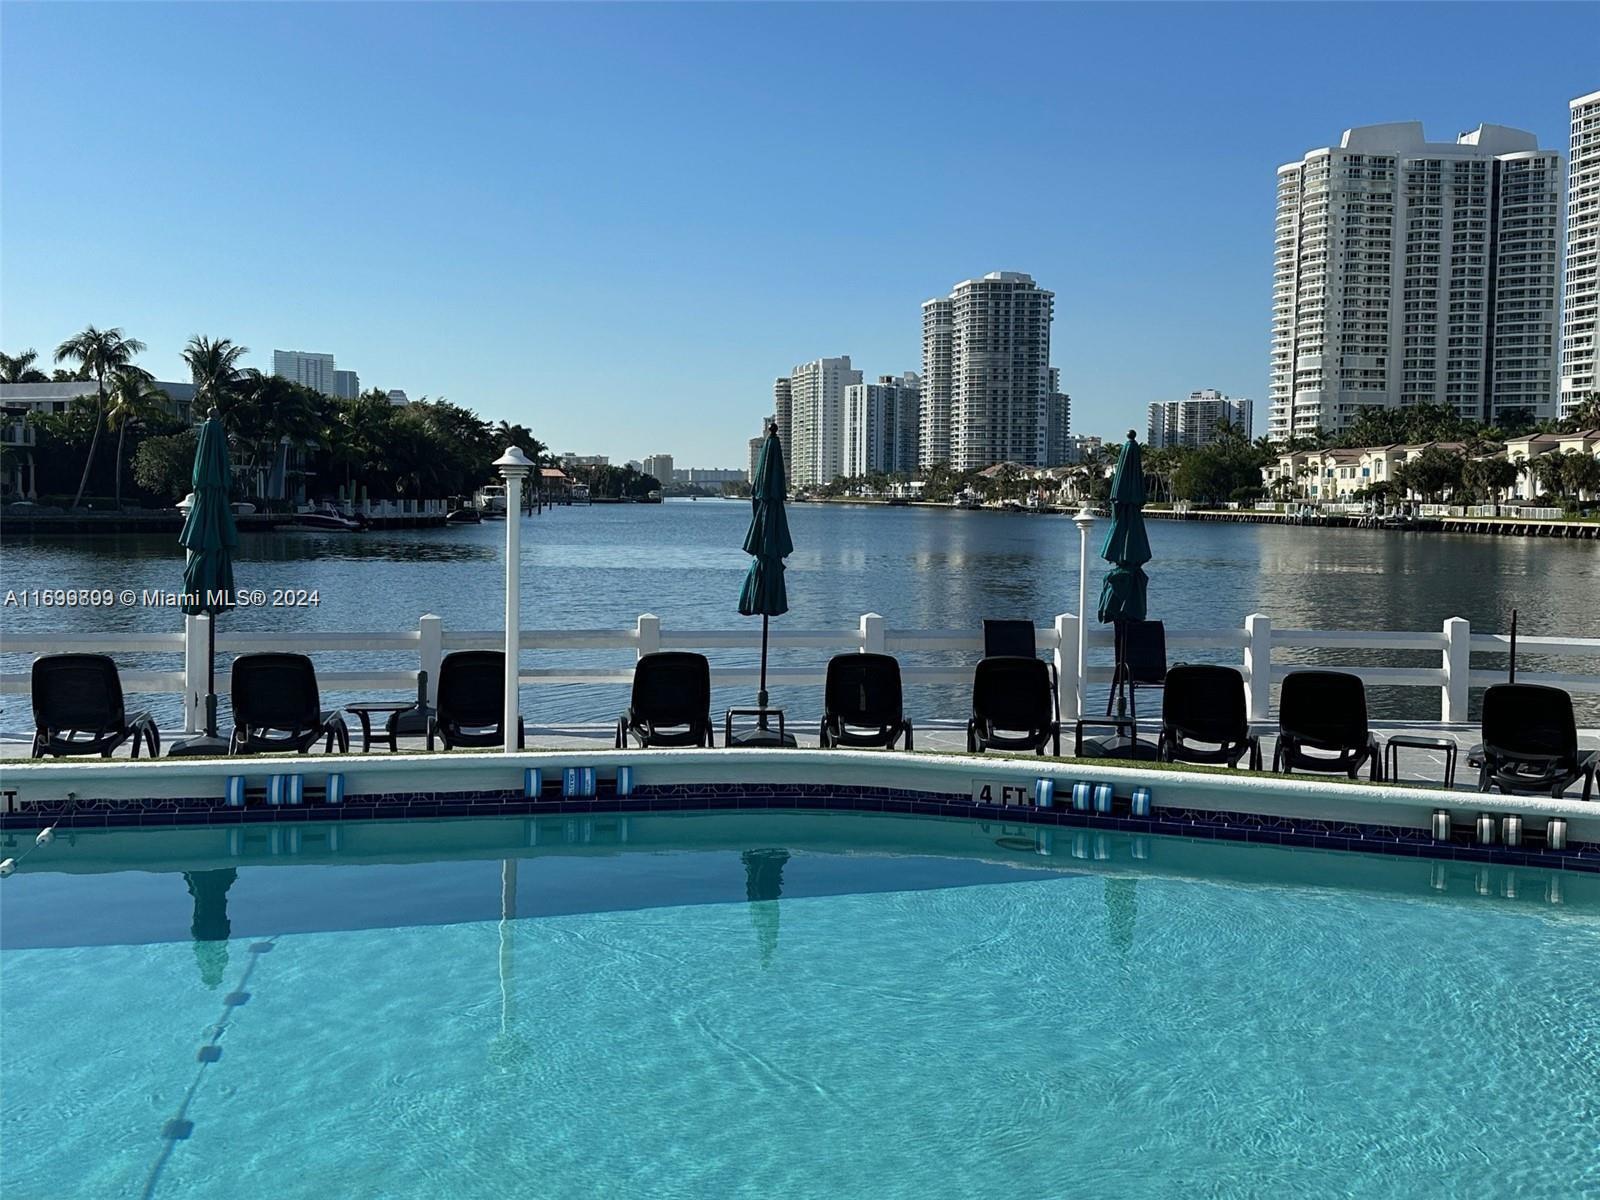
left=2, top=811, right=1598, bottom=1199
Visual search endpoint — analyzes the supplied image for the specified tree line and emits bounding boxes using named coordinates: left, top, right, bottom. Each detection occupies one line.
left=2, top=328, right=555, bottom=509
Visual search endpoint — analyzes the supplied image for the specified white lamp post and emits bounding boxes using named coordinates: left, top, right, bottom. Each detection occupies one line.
left=1073, top=504, right=1096, bottom=721
left=493, top=446, right=534, bottom=753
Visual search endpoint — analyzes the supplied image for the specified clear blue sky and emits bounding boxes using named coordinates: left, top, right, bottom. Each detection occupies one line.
left=3, top=3, right=1595, bottom=464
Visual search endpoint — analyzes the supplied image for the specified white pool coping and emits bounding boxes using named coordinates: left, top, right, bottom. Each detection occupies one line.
left=3, top=746, right=1595, bottom=843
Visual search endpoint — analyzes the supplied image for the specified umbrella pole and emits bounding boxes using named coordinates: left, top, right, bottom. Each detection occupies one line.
left=206, top=614, right=218, bottom=737
left=1508, top=609, right=1517, bottom=684
left=757, top=614, right=770, bottom=726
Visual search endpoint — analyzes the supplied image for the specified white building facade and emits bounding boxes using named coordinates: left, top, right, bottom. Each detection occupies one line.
left=272, top=350, right=337, bottom=396
left=1270, top=123, right=1562, bottom=441
left=921, top=272, right=1054, bottom=470
left=642, top=454, right=674, bottom=484
left=787, top=356, right=861, bottom=488
left=1562, top=90, right=1600, bottom=419
left=844, top=372, right=921, bottom=477
left=771, top=379, right=792, bottom=481
left=1148, top=389, right=1255, bottom=449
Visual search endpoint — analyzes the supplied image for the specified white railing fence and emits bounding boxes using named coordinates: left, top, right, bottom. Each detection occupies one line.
left=3, top=613, right=1597, bottom=733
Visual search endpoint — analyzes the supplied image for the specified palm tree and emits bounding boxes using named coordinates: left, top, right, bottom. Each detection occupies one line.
left=0, top=348, right=49, bottom=383
left=54, top=325, right=147, bottom=508
left=182, top=335, right=249, bottom=417
left=1527, top=452, right=1567, bottom=500
left=106, top=366, right=170, bottom=509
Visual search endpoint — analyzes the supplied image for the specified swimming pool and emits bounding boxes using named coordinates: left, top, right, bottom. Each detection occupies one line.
left=3, top=810, right=1597, bottom=1199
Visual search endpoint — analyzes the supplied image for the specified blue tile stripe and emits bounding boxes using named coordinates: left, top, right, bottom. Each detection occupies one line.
left=2, top=782, right=1596, bottom=874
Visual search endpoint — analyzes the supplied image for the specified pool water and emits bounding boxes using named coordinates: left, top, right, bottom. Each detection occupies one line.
left=2, top=811, right=1598, bottom=1199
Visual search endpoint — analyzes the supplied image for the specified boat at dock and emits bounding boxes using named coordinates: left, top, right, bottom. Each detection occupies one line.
left=283, top=505, right=365, bottom=532
left=474, top=484, right=509, bottom=519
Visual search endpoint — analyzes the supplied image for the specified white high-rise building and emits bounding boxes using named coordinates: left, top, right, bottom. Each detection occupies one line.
left=332, top=369, right=360, bottom=400
left=845, top=373, right=920, bottom=477
left=772, top=378, right=792, bottom=482
left=787, top=356, right=861, bottom=488
left=1148, top=389, right=1255, bottom=449
left=919, top=297, right=953, bottom=467
left=1270, top=122, right=1562, bottom=441
left=642, top=454, right=674, bottom=484
left=273, top=350, right=337, bottom=395
left=921, top=272, right=1054, bottom=470
left=1561, top=90, right=1600, bottom=419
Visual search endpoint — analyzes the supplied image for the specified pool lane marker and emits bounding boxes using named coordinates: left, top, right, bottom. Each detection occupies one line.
left=139, top=937, right=279, bottom=1200
left=0, top=822, right=62, bottom=877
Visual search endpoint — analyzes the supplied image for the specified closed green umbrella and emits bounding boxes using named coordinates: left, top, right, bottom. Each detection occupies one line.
left=168, top=410, right=238, bottom=755
left=735, top=426, right=793, bottom=743
left=1097, top=431, right=1149, bottom=623
left=1098, top=431, right=1151, bottom=728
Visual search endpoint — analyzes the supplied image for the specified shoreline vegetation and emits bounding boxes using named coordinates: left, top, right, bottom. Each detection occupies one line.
left=799, top=399, right=1600, bottom=516
left=1, top=329, right=661, bottom=513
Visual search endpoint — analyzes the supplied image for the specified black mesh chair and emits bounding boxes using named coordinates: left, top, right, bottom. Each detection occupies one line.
left=229, top=653, right=349, bottom=755
left=1273, top=670, right=1381, bottom=781
left=30, top=653, right=160, bottom=759
left=820, top=653, right=913, bottom=750
left=968, top=656, right=1060, bottom=756
left=1476, top=684, right=1596, bottom=800
left=1111, top=620, right=1168, bottom=720
left=984, top=619, right=1059, bottom=719
left=616, top=652, right=715, bottom=748
left=1158, top=664, right=1261, bottom=769
left=428, top=651, right=525, bottom=750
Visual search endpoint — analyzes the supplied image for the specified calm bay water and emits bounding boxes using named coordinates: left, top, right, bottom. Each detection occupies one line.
left=3, top=500, right=1596, bottom=729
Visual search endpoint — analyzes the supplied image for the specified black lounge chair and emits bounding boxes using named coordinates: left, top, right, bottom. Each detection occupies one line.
left=1475, top=683, right=1596, bottom=800
left=1158, top=664, right=1261, bottom=769
left=1108, top=619, right=1167, bottom=720
left=30, top=653, right=159, bottom=759
left=427, top=651, right=525, bottom=750
left=983, top=619, right=1059, bottom=719
left=967, top=656, right=1060, bottom=756
left=229, top=653, right=349, bottom=755
left=820, top=653, right=913, bottom=750
left=1273, top=670, right=1381, bottom=781
left=616, top=652, right=715, bottom=748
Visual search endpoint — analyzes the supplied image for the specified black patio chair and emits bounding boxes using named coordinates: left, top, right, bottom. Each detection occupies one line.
left=1273, top=670, right=1381, bottom=781
left=616, top=652, right=715, bottom=748
left=1108, top=619, right=1168, bottom=721
left=1475, top=683, right=1596, bottom=800
left=229, top=653, right=349, bottom=755
left=428, top=651, right=525, bottom=750
left=820, top=653, right=913, bottom=750
left=983, top=619, right=1059, bottom=718
left=1158, top=664, right=1261, bottom=770
left=30, top=653, right=160, bottom=759
left=967, top=656, right=1060, bottom=756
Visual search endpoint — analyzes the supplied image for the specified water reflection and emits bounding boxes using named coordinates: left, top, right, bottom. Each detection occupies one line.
left=183, top=868, right=236, bottom=988
left=742, top=849, right=789, bottom=968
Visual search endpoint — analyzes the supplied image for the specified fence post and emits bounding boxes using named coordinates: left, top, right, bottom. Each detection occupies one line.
left=637, top=613, right=661, bottom=659
left=1055, top=613, right=1079, bottom=722
left=419, top=613, right=443, bottom=707
left=182, top=613, right=207, bottom=733
left=859, top=612, right=885, bottom=654
left=1442, top=617, right=1470, bottom=724
left=1244, top=613, right=1271, bottom=723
